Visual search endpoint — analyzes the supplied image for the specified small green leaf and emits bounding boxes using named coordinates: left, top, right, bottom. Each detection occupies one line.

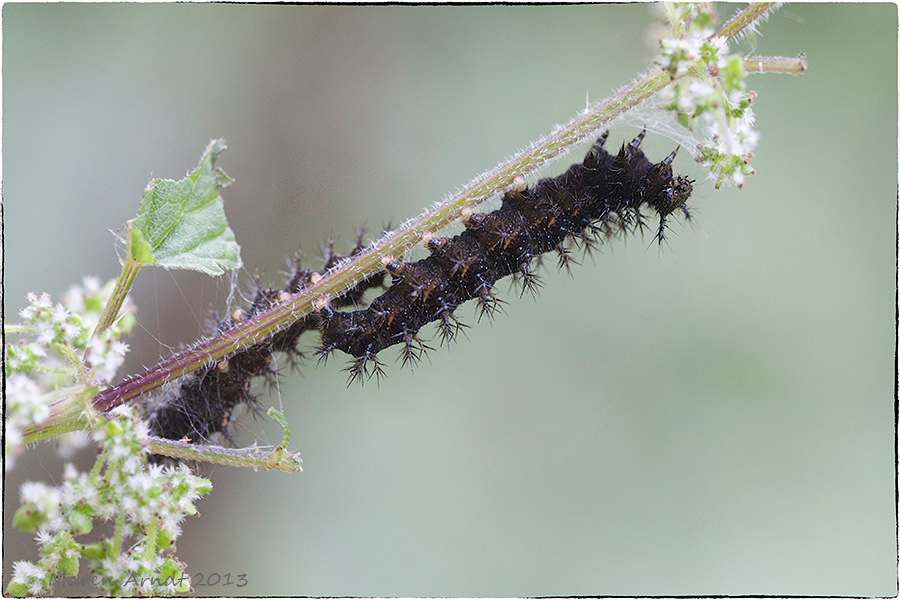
left=267, top=407, right=291, bottom=447
left=13, top=506, right=46, bottom=532
left=130, top=139, right=242, bottom=275
left=193, top=477, right=213, bottom=497
left=80, top=542, right=104, bottom=561
left=181, top=501, right=198, bottom=516
left=67, top=507, right=93, bottom=535
left=59, top=553, right=79, bottom=578
left=156, top=528, right=173, bottom=552
left=159, top=559, right=191, bottom=593
left=7, top=581, right=29, bottom=596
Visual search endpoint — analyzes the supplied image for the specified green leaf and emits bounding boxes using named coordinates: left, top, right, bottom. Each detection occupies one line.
left=7, top=581, right=29, bottom=596
left=193, top=477, right=213, bottom=497
left=159, top=559, right=191, bottom=593
left=80, top=542, right=104, bottom=561
left=156, top=528, right=173, bottom=552
left=130, top=139, right=242, bottom=275
left=59, top=553, right=79, bottom=578
left=67, top=507, right=93, bottom=535
left=13, top=506, right=46, bottom=532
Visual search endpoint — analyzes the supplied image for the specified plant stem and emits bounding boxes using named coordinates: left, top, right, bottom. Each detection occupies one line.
left=143, top=521, right=158, bottom=563
left=744, top=55, right=807, bottom=75
left=110, top=488, right=126, bottom=559
left=5, top=324, right=38, bottom=335
left=54, top=342, right=90, bottom=385
left=20, top=389, right=93, bottom=444
left=147, top=436, right=302, bottom=472
left=89, top=3, right=777, bottom=417
left=89, top=449, right=107, bottom=485
left=713, top=2, right=779, bottom=41
left=91, top=74, right=674, bottom=415
left=87, top=256, right=141, bottom=364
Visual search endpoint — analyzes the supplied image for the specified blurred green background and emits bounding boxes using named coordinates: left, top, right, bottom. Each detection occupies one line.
left=3, top=4, right=896, bottom=596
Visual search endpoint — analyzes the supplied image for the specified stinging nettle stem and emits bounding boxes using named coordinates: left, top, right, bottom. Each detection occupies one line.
left=147, top=436, right=302, bottom=472
left=743, top=55, right=807, bottom=75
left=712, top=2, right=779, bottom=41
left=88, top=3, right=776, bottom=422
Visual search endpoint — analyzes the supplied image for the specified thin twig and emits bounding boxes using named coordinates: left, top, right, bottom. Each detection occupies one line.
left=744, top=55, right=807, bottom=75
left=147, top=437, right=302, bottom=472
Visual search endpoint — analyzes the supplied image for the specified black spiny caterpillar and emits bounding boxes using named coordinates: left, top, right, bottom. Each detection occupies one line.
left=144, top=131, right=693, bottom=443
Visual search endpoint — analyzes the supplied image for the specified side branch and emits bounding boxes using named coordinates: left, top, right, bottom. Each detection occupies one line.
left=148, top=437, right=302, bottom=472
left=744, top=55, right=807, bottom=75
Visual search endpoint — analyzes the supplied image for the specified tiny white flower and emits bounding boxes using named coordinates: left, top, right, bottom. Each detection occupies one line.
left=60, top=321, right=81, bottom=341
left=28, top=578, right=47, bottom=595
left=44, top=549, right=62, bottom=567
left=57, top=430, right=92, bottom=459
left=34, top=528, right=53, bottom=546
left=96, top=499, right=118, bottom=520
left=12, top=561, right=34, bottom=584
left=83, top=276, right=102, bottom=293
left=125, top=553, right=141, bottom=572
left=62, top=284, right=86, bottom=313
left=6, top=426, right=23, bottom=453
left=101, top=555, right=125, bottom=579
left=121, top=495, right=138, bottom=515
left=36, top=325, right=56, bottom=346
left=136, top=504, right=154, bottom=524
left=160, top=519, right=183, bottom=541
left=133, top=419, right=150, bottom=443
left=20, top=481, right=62, bottom=511
left=123, top=454, right=144, bottom=475
left=63, top=463, right=80, bottom=481
left=688, top=80, right=715, bottom=100
left=24, top=561, right=46, bottom=581
left=35, top=293, right=53, bottom=310
left=127, top=472, right=153, bottom=494
left=50, top=303, right=70, bottom=323
left=741, top=129, right=760, bottom=154
left=706, top=36, right=728, bottom=59
left=47, top=512, right=68, bottom=532
left=147, top=463, right=166, bottom=480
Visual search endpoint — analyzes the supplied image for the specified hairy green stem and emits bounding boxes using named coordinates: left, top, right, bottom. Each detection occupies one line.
left=89, top=449, right=107, bottom=485
left=147, top=437, right=302, bottom=472
left=143, top=521, right=158, bottom=564
left=145, top=406, right=300, bottom=470
left=90, top=3, right=777, bottom=419
left=90, top=257, right=141, bottom=345
left=744, top=55, right=807, bottom=75
left=110, top=484, right=126, bottom=559
left=54, top=342, right=90, bottom=385
left=21, top=389, right=93, bottom=444
left=713, top=2, right=779, bottom=40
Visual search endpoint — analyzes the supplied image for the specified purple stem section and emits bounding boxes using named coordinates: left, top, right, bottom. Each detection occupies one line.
left=93, top=288, right=311, bottom=412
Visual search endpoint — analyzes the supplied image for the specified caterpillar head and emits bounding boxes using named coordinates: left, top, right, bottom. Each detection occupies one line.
left=649, top=147, right=694, bottom=244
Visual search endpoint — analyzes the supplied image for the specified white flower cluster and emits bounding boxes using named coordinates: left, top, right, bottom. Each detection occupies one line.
left=4, top=276, right=136, bottom=467
left=6, top=276, right=134, bottom=384
left=657, top=5, right=759, bottom=188
left=4, top=376, right=51, bottom=469
left=8, top=407, right=212, bottom=597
